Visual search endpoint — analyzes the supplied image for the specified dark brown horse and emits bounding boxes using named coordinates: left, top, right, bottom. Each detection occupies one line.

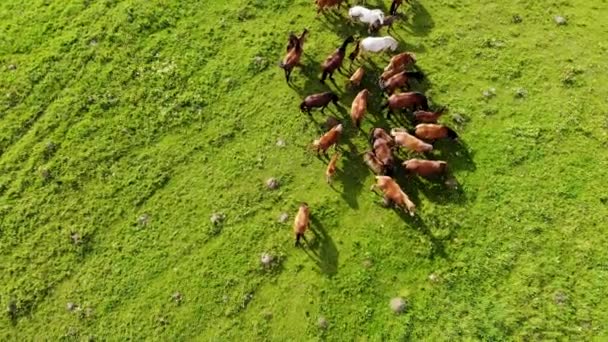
left=300, top=92, right=339, bottom=115
left=321, top=36, right=355, bottom=83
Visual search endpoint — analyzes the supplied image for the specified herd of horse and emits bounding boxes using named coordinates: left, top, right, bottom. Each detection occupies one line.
left=288, top=1, right=460, bottom=246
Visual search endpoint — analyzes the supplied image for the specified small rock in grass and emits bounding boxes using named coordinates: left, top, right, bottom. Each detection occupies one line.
left=278, top=212, right=289, bottom=223
left=362, top=259, right=373, bottom=268
left=39, top=168, right=51, bottom=181
left=158, top=316, right=169, bottom=326
left=266, top=177, right=279, bottom=190
left=260, top=253, right=274, bottom=267
left=514, top=87, right=528, bottom=98
left=511, top=14, right=522, bottom=24
left=554, top=15, right=567, bottom=26
left=483, top=87, right=496, bottom=98
left=276, top=138, right=286, bottom=147
left=317, top=316, right=329, bottom=329
left=7, top=300, right=17, bottom=318
left=390, top=297, right=407, bottom=314
left=137, top=213, right=150, bottom=226
left=261, top=310, right=273, bottom=320
left=554, top=291, right=568, bottom=305
left=89, top=39, right=98, bottom=46
left=428, top=273, right=440, bottom=283
left=172, top=292, right=183, bottom=304
left=71, top=232, right=82, bottom=245
left=66, top=302, right=77, bottom=311
left=452, top=113, right=467, bottom=124
left=7, top=64, right=17, bottom=71
left=210, top=213, right=225, bottom=225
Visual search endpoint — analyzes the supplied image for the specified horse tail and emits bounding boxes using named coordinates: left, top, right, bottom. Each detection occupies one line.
left=389, top=0, right=398, bottom=15
left=405, top=71, right=424, bottom=80
left=378, top=77, right=386, bottom=90
left=446, top=127, right=459, bottom=140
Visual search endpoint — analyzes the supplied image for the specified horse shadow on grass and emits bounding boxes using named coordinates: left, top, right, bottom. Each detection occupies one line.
left=402, top=1, right=435, bottom=37
left=323, top=134, right=368, bottom=209
left=395, top=210, right=448, bottom=259
left=303, top=214, right=339, bottom=276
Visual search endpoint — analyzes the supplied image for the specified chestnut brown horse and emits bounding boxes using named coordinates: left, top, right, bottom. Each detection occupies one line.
left=279, top=29, right=308, bottom=82
left=383, top=91, right=429, bottom=119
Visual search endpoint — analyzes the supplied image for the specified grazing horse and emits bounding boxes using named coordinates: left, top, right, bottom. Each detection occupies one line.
left=371, top=176, right=416, bottom=216
left=350, top=89, right=369, bottom=128
left=391, top=129, right=433, bottom=153
left=370, top=15, right=398, bottom=34
left=326, top=153, right=340, bottom=184
left=373, top=138, right=396, bottom=175
left=379, top=70, right=424, bottom=95
left=384, top=52, right=417, bottom=72
left=413, top=107, right=447, bottom=123
left=383, top=91, right=429, bottom=119
left=414, top=124, right=459, bottom=141
left=313, top=124, right=343, bottom=155
left=279, top=29, right=308, bottom=82
left=359, top=36, right=399, bottom=56
left=402, top=159, right=448, bottom=178
left=348, top=6, right=385, bottom=31
left=321, top=36, right=355, bottom=83
left=294, top=202, right=310, bottom=246
left=369, top=127, right=394, bottom=146
left=300, top=92, right=339, bottom=115
left=389, top=0, right=410, bottom=16
left=316, top=0, right=346, bottom=14
left=363, top=151, right=385, bottom=174
left=348, top=67, right=365, bottom=88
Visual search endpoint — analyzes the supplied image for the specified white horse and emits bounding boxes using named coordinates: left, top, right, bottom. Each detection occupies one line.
left=360, top=36, right=399, bottom=55
left=348, top=6, right=385, bottom=26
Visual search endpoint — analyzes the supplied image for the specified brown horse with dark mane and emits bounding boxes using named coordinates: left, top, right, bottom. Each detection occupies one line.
left=321, top=36, right=355, bottom=83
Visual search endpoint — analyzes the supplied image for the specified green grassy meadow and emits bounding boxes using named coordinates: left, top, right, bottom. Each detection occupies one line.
left=2, top=0, right=608, bottom=339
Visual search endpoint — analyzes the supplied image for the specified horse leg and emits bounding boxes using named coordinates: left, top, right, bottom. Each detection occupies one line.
left=320, top=71, right=328, bottom=83
left=329, top=71, right=335, bottom=81
left=284, top=68, right=290, bottom=82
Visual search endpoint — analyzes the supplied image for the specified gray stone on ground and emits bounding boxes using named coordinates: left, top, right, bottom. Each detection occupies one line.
left=276, top=138, right=286, bottom=147
left=317, top=316, right=328, bottom=329
left=260, top=253, right=274, bottom=267
left=514, top=87, right=528, bottom=98
left=554, top=15, right=567, bottom=25
left=428, top=273, right=440, bottom=283
left=483, top=87, right=496, bottom=98
left=172, top=292, right=183, bottom=304
left=137, top=213, right=150, bottom=226
left=278, top=212, right=289, bottom=223
left=66, top=302, right=76, bottom=311
left=554, top=291, right=568, bottom=305
left=210, top=213, right=225, bottom=225
left=390, top=297, right=407, bottom=314
left=453, top=113, right=466, bottom=124
left=266, top=177, right=279, bottom=190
